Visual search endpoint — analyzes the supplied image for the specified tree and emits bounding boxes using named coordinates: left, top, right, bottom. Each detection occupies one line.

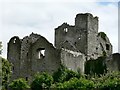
left=9, top=78, right=30, bottom=90
left=31, top=72, right=53, bottom=90
left=2, top=57, right=12, bottom=89
left=0, top=42, right=12, bottom=89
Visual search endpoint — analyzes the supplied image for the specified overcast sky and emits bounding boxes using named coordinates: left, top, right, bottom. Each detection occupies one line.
left=0, top=0, right=119, bottom=58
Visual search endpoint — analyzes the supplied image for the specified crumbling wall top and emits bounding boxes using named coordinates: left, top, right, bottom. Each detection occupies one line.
left=55, top=22, right=74, bottom=30
left=8, top=36, right=21, bottom=43
left=75, top=13, right=98, bottom=20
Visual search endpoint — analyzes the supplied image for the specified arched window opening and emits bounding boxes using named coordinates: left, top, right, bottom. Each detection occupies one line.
left=37, top=48, right=45, bottom=59
left=13, top=38, right=16, bottom=44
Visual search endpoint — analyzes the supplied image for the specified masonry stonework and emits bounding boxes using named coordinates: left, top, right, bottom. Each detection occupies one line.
left=8, top=13, right=118, bottom=82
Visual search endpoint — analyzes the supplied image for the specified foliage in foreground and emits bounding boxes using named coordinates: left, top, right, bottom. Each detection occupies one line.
left=91, top=72, right=120, bottom=90
left=0, top=42, right=12, bottom=90
left=56, top=77, right=94, bottom=89
left=9, top=78, right=30, bottom=90
left=2, top=57, right=12, bottom=89
left=53, top=65, right=81, bottom=83
left=31, top=72, right=53, bottom=90
left=8, top=66, right=120, bottom=90
left=30, top=66, right=120, bottom=89
left=55, top=72, right=120, bottom=90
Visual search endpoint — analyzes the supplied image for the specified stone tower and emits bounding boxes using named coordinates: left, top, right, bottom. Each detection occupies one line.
left=55, top=13, right=98, bottom=59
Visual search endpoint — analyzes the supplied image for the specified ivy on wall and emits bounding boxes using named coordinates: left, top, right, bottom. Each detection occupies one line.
left=85, top=56, right=107, bottom=76
left=98, top=32, right=107, bottom=41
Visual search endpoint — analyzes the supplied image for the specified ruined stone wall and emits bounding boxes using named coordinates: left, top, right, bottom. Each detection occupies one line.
left=60, top=48, right=86, bottom=74
left=20, top=36, right=31, bottom=80
left=106, top=53, right=120, bottom=72
left=7, top=36, right=21, bottom=80
left=8, top=33, right=61, bottom=82
left=19, top=33, right=41, bottom=81
left=87, top=14, right=98, bottom=59
left=55, top=23, right=76, bottom=50
left=97, top=34, right=112, bottom=57
left=31, top=36, right=61, bottom=76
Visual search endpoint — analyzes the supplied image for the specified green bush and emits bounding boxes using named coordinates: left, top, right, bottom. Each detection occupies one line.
left=31, top=72, right=53, bottom=90
left=53, top=65, right=80, bottom=83
left=56, top=71, right=120, bottom=90
left=9, top=78, right=30, bottom=90
left=57, top=77, right=94, bottom=89
left=2, top=58, right=12, bottom=89
left=52, top=65, right=67, bottom=83
left=90, top=72, right=120, bottom=90
left=65, top=69, right=80, bottom=81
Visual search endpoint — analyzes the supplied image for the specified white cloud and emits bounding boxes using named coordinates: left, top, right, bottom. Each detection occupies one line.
left=0, top=1, right=118, bottom=58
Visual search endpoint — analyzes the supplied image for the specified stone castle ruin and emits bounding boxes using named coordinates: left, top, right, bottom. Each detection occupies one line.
left=7, top=13, right=119, bottom=81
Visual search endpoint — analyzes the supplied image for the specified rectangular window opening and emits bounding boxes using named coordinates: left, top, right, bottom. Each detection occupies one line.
left=37, top=48, right=45, bottom=59
left=26, top=77, right=28, bottom=81
left=106, top=44, right=110, bottom=50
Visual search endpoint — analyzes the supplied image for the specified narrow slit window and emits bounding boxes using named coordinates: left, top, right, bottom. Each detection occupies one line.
left=13, top=66, right=14, bottom=71
left=106, top=44, right=110, bottom=50
left=26, top=77, right=28, bottom=81
left=96, top=47, right=98, bottom=50
left=38, top=51, right=41, bottom=59
left=75, top=42, right=77, bottom=45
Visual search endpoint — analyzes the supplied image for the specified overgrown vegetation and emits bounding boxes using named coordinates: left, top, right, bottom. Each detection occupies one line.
left=102, top=50, right=107, bottom=56
left=9, top=78, right=30, bottom=90
left=85, top=56, right=107, bottom=76
left=53, top=65, right=80, bottom=83
left=7, top=65, right=120, bottom=90
left=31, top=72, right=53, bottom=90
left=90, top=72, right=120, bottom=90
left=98, top=32, right=107, bottom=41
left=55, top=71, right=120, bottom=90
left=0, top=42, right=12, bottom=90
left=2, top=58, right=12, bottom=89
